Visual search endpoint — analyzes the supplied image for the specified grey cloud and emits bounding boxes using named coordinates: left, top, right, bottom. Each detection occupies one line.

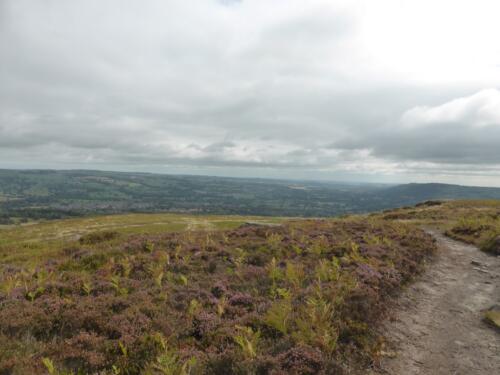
left=328, top=89, right=500, bottom=165
left=1, top=1, right=500, bottom=185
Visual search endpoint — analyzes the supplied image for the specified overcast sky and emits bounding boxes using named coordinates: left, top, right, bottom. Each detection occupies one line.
left=1, top=0, right=500, bottom=186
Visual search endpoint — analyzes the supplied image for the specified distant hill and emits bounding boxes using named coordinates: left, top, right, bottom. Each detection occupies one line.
left=383, top=182, right=500, bottom=201
left=1, top=169, right=500, bottom=222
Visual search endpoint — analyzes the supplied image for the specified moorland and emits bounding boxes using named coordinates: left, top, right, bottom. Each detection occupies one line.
left=0, top=199, right=499, bottom=374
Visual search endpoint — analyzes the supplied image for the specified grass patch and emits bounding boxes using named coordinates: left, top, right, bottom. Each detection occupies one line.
left=0, top=213, right=287, bottom=265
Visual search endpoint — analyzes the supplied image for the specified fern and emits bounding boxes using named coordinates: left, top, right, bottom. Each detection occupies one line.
left=265, top=298, right=292, bottom=334
left=187, top=299, right=201, bottom=319
left=26, top=286, right=45, bottom=302
left=110, top=276, right=128, bottom=296
left=293, top=293, right=338, bottom=353
left=35, top=269, right=54, bottom=285
left=147, top=263, right=165, bottom=288
left=81, top=280, right=93, bottom=296
left=266, top=232, right=283, bottom=251
left=119, top=256, right=133, bottom=278
left=285, top=262, right=305, bottom=289
left=0, top=275, right=20, bottom=296
left=275, top=287, right=291, bottom=300
left=41, top=358, right=76, bottom=375
left=309, top=235, right=328, bottom=255
left=363, top=234, right=382, bottom=245
left=232, top=247, right=246, bottom=277
left=315, top=258, right=340, bottom=283
left=154, top=353, right=197, bottom=375
left=144, top=241, right=155, bottom=253
left=154, top=351, right=179, bottom=375
left=267, top=257, right=283, bottom=283
left=174, top=245, right=182, bottom=262
left=216, top=296, right=228, bottom=317
left=234, top=326, right=260, bottom=360
left=42, top=357, right=57, bottom=375
left=178, top=274, right=188, bottom=286
left=348, top=241, right=365, bottom=263
left=149, top=335, right=197, bottom=375
left=292, top=244, right=303, bottom=256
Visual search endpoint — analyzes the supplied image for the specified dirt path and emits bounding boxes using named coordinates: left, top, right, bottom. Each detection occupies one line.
left=371, top=231, right=500, bottom=375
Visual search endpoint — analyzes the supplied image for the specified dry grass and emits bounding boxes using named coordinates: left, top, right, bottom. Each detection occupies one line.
left=0, top=213, right=285, bottom=265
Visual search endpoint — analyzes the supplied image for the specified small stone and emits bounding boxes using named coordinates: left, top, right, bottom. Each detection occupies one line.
left=472, top=267, right=489, bottom=274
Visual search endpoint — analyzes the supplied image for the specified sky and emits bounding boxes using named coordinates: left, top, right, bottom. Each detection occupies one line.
left=1, top=0, right=500, bottom=186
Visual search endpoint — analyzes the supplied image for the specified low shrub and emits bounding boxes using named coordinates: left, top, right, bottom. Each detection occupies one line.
left=79, top=231, right=119, bottom=245
left=0, top=218, right=436, bottom=374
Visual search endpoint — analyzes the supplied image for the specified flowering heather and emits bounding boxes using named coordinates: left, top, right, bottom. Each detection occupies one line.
left=0, top=217, right=436, bottom=374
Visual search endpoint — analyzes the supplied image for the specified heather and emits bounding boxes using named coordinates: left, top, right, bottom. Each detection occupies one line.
left=381, top=200, right=500, bottom=253
left=0, top=217, right=436, bottom=374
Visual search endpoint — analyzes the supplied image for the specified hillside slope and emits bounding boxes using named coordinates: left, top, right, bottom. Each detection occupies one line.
left=2, top=169, right=500, bottom=222
left=0, top=169, right=386, bottom=220
left=0, top=212, right=436, bottom=374
left=383, top=183, right=500, bottom=202
left=2, top=200, right=499, bottom=374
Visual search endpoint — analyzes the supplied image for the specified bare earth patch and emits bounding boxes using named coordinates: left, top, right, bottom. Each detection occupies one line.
left=370, top=231, right=500, bottom=374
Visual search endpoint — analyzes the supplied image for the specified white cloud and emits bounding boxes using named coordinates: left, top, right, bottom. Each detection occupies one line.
left=401, top=89, right=500, bottom=128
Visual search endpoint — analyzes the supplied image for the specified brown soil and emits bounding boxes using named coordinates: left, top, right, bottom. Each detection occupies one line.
left=370, top=231, right=500, bottom=374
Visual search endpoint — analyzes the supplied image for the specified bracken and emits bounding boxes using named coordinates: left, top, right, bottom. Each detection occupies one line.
left=0, top=217, right=436, bottom=374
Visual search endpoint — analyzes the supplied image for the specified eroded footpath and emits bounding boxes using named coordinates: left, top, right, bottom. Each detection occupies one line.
left=370, top=231, right=500, bottom=375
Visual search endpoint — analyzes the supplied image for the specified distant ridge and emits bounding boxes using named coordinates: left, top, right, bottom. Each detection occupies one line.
left=1, top=169, right=500, bottom=222
left=383, top=182, right=500, bottom=201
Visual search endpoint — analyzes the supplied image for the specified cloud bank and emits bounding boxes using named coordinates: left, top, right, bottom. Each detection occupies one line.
left=1, top=0, right=500, bottom=186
